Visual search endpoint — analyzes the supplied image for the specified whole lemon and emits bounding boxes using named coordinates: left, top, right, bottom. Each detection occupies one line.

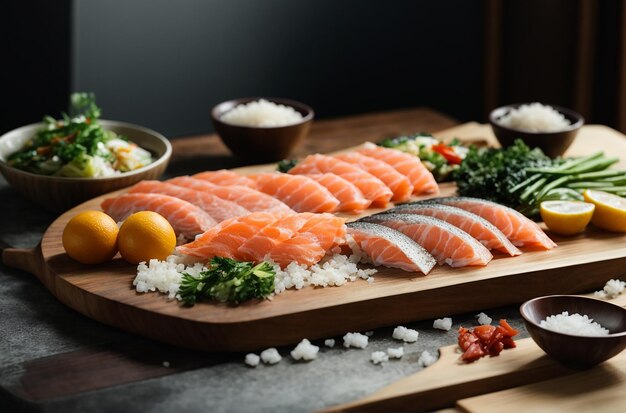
left=117, top=211, right=176, bottom=264
left=62, top=210, right=119, bottom=264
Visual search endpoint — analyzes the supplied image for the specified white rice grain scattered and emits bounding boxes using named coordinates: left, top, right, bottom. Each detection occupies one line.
left=594, top=279, right=626, bottom=299
left=220, top=99, right=303, bottom=128
left=370, top=351, right=389, bottom=365
left=418, top=350, right=437, bottom=367
left=497, top=102, right=571, bottom=133
left=475, top=312, right=493, bottom=325
left=324, top=339, right=336, bottom=348
left=387, top=347, right=404, bottom=359
left=260, top=348, right=282, bottom=364
left=290, top=339, right=319, bottom=361
left=433, top=317, right=453, bottom=331
left=245, top=353, right=260, bottom=367
left=343, top=332, right=369, bottom=349
left=540, top=311, right=609, bottom=336
left=392, top=326, right=419, bottom=343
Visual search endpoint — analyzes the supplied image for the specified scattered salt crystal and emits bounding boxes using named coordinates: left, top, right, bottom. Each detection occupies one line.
left=367, top=277, right=375, bottom=284
left=324, top=339, right=336, bottom=348
left=392, top=326, right=419, bottom=343
left=343, top=332, right=369, bottom=349
left=260, top=348, right=282, bottom=364
left=290, top=339, right=319, bottom=361
left=475, top=312, right=492, bottom=325
left=418, top=350, right=437, bottom=367
left=245, top=353, right=260, bottom=367
left=365, top=331, right=374, bottom=337
left=162, top=361, right=170, bottom=368
left=594, top=279, right=626, bottom=299
left=387, top=347, right=404, bottom=359
left=433, top=317, right=453, bottom=331
left=540, top=311, right=609, bottom=336
left=371, top=351, right=389, bottom=365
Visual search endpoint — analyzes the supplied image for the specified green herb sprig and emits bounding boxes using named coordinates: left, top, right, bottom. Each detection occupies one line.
left=178, top=257, right=275, bottom=306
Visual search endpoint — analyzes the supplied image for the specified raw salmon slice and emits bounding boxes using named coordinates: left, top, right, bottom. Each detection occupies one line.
left=194, top=170, right=257, bottom=189
left=129, top=180, right=250, bottom=222
left=358, top=142, right=438, bottom=195
left=335, top=152, right=413, bottom=202
left=177, top=212, right=281, bottom=259
left=361, top=213, right=493, bottom=267
left=289, top=154, right=393, bottom=207
left=251, top=172, right=340, bottom=213
left=167, top=176, right=294, bottom=214
left=269, top=233, right=326, bottom=268
left=434, top=197, right=557, bottom=249
left=347, top=222, right=436, bottom=274
left=101, top=193, right=216, bottom=239
left=305, top=173, right=371, bottom=213
left=390, top=203, right=522, bottom=256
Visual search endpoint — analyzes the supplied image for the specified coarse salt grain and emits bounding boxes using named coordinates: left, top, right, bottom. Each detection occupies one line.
left=245, top=353, right=260, bottom=367
left=418, top=350, right=437, bottom=367
left=343, top=332, right=369, bottom=349
left=433, top=317, right=452, bottom=331
left=387, top=347, right=404, bottom=359
left=365, top=331, right=374, bottom=337
left=392, top=326, right=419, bottom=343
left=324, top=339, right=336, bottom=348
left=594, top=279, right=626, bottom=299
left=371, top=351, right=389, bottom=365
left=260, top=348, right=282, bottom=364
left=475, top=312, right=493, bottom=325
left=540, top=311, right=609, bottom=336
left=290, top=339, right=319, bottom=361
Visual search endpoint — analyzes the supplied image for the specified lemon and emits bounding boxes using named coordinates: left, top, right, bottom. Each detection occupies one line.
left=583, top=189, right=626, bottom=232
left=62, top=210, right=119, bottom=264
left=539, top=201, right=595, bottom=236
left=117, top=211, right=177, bottom=264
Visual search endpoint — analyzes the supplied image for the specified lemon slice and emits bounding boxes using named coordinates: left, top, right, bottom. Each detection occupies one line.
left=540, top=201, right=595, bottom=236
left=583, top=189, right=626, bottom=232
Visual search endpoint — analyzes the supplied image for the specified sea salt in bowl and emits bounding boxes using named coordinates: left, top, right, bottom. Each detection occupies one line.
left=520, top=295, right=626, bottom=369
left=211, top=97, right=314, bottom=163
left=489, top=103, right=583, bottom=157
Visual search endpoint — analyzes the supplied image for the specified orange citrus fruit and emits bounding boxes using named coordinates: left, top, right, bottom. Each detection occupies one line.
left=62, top=210, right=119, bottom=264
left=117, top=211, right=176, bottom=264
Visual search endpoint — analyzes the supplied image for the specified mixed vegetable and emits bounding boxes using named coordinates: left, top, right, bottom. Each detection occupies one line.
left=178, top=257, right=275, bottom=305
left=454, top=140, right=626, bottom=217
left=378, top=134, right=468, bottom=181
left=8, top=93, right=153, bottom=177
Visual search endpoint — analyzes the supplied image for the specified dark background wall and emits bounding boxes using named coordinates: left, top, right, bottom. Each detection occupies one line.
left=2, top=0, right=484, bottom=137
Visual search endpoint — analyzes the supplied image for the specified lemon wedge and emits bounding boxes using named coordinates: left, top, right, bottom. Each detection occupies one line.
left=540, top=200, right=595, bottom=236
left=583, top=189, right=626, bottom=232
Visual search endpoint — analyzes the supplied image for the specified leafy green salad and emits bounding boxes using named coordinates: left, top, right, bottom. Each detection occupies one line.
left=8, top=93, right=153, bottom=177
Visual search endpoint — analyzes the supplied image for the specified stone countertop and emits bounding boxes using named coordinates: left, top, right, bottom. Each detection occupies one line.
left=0, top=109, right=529, bottom=412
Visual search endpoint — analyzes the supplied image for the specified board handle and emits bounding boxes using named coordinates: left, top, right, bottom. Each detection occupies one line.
left=1, top=240, right=42, bottom=277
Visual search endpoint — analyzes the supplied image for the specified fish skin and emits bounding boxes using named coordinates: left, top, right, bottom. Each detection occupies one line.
left=388, top=203, right=522, bottom=256
left=360, top=213, right=493, bottom=267
left=420, top=196, right=557, bottom=249
left=347, top=221, right=436, bottom=274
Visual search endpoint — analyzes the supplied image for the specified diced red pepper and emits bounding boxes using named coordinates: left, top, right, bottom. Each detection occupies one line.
left=498, top=319, right=519, bottom=337
left=461, top=342, right=485, bottom=363
left=473, top=325, right=496, bottom=341
left=432, top=143, right=463, bottom=165
left=457, top=318, right=517, bottom=363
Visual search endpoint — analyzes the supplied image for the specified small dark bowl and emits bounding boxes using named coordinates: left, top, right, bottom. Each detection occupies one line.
left=489, top=103, right=584, bottom=158
left=211, top=97, right=314, bottom=163
left=520, top=295, right=626, bottom=369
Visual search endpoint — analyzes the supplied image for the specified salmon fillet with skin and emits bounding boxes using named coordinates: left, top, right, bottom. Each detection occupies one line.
left=176, top=212, right=282, bottom=260
left=305, top=173, right=371, bottom=213
left=361, top=213, right=493, bottom=267
left=433, top=197, right=557, bottom=249
left=358, top=142, right=438, bottom=195
left=101, top=193, right=216, bottom=239
left=128, top=180, right=250, bottom=222
left=167, top=176, right=294, bottom=214
left=289, top=154, right=393, bottom=207
left=193, top=170, right=257, bottom=189
left=251, top=172, right=340, bottom=213
left=335, top=152, right=413, bottom=202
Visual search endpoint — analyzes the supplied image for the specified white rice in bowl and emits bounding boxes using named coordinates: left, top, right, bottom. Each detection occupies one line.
left=540, top=311, right=609, bottom=336
left=497, top=102, right=571, bottom=133
left=220, top=99, right=303, bottom=128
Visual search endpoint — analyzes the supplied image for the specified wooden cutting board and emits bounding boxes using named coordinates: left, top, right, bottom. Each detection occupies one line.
left=322, top=293, right=626, bottom=413
left=2, top=123, right=626, bottom=353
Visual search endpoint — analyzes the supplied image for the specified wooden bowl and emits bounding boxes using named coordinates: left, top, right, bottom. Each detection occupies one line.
left=520, top=295, right=626, bottom=369
left=0, top=120, right=171, bottom=213
left=489, top=104, right=584, bottom=158
left=211, top=97, right=314, bottom=163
